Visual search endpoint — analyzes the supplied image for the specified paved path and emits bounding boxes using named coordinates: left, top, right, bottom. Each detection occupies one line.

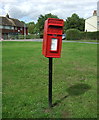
left=1, top=39, right=99, bottom=44
left=1, top=39, right=43, bottom=42
left=63, top=40, right=99, bottom=44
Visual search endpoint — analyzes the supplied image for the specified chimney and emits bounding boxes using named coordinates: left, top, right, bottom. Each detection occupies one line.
left=6, top=14, right=10, bottom=18
left=93, top=10, right=97, bottom=16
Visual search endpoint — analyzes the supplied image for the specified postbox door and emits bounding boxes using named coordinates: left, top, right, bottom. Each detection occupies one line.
left=46, top=35, right=62, bottom=58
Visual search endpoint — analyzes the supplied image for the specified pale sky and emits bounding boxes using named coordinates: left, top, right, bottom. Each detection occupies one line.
left=0, top=0, right=98, bottom=23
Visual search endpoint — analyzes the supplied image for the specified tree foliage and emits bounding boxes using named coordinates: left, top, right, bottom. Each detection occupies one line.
left=26, top=22, right=35, bottom=34
left=36, top=13, right=59, bottom=37
left=25, top=13, right=85, bottom=37
left=64, top=13, right=85, bottom=32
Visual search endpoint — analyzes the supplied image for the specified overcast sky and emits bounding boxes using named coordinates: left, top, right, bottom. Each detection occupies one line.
left=0, top=0, right=99, bottom=23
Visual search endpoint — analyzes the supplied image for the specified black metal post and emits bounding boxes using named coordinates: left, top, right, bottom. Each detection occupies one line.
left=49, top=57, right=53, bottom=107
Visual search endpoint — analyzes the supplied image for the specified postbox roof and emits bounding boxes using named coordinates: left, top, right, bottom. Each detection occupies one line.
left=47, top=18, right=64, bottom=26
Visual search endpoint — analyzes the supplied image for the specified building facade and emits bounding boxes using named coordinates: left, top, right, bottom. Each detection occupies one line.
left=85, top=10, right=99, bottom=32
left=0, top=14, right=28, bottom=39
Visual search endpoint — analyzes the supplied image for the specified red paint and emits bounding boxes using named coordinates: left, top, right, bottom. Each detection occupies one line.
left=42, top=18, right=64, bottom=58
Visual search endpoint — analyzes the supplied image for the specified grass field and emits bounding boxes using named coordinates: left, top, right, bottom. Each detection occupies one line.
left=2, top=41, right=97, bottom=118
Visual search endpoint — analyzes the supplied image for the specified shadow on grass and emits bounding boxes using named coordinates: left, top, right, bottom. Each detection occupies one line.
left=52, top=95, right=68, bottom=107
left=52, top=83, right=91, bottom=107
left=66, top=83, right=91, bottom=96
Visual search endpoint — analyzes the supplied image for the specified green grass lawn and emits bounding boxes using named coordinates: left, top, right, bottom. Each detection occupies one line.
left=2, top=41, right=97, bottom=118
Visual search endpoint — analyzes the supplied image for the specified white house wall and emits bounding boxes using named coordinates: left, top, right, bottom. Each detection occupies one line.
left=85, top=16, right=97, bottom=32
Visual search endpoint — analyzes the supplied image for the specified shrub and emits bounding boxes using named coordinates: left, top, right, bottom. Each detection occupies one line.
left=80, top=31, right=99, bottom=40
left=26, top=34, right=40, bottom=39
left=18, top=34, right=40, bottom=39
left=66, top=29, right=81, bottom=40
left=26, top=34, right=34, bottom=39
left=18, top=35, right=24, bottom=39
left=66, top=29, right=99, bottom=40
left=97, top=31, right=99, bottom=40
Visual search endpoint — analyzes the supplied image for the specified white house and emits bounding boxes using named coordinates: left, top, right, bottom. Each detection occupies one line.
left=85, top=10, right=99, bottom=32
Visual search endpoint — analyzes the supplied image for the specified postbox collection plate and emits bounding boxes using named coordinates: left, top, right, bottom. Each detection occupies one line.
left=51, top=38, right=58, bottom=51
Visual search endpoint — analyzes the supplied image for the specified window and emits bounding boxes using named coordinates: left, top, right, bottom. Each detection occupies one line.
left=20, top=28, right=23, bottom=30
left=3, top=26, right=5, bottom=29
left=15, top=27, right=17, bottom=30
left=0, top=25, right=3, bottom=29
left=2, top=25, right=14, bottom=30
left=10, top=26, right=14, bottom=30
left=98, top=21, right=99, bottom=25
left=5, top=26, right=10, bottom=29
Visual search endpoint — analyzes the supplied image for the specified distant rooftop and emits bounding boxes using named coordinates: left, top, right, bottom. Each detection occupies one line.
left=0, top=14, right=25, bottom=27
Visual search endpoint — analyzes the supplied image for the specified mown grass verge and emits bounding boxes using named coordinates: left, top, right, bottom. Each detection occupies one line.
left=2, top=41, right=97, bottom=118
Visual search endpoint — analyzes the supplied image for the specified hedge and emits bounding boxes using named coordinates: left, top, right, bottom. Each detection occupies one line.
left=80, top=31, right=99, bottom=40
left=66, top=29, right=81, bottom=40
left=66, top=29, right=99, bottom=40
left=4, top=34, right=40, bottom=40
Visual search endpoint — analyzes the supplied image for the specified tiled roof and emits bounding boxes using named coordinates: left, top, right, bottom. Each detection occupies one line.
left=0, top=16, right=24, bottom=27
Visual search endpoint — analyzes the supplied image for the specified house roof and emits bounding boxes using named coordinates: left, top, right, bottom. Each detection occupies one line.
left=85, top=15, right=99, bottom=20
left=85, top=15, right=96, bottom=20
left=85, top=10, right=99, bottom=20
left=0, top=16, right=24, bottom=27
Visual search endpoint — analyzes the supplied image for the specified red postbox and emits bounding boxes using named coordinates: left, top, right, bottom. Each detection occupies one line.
left=42, top=18, right=64, bottom=58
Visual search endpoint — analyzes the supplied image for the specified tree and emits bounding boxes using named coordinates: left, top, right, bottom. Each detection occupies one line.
left=26, top=22, right=35, bottom=34
left=33, top=23, right=39, bottom=35
left=36, top=13, right=59, bottom=37
left=21, top=21, right=25, bottom=24
left=64, top=13, right=85, bottom=32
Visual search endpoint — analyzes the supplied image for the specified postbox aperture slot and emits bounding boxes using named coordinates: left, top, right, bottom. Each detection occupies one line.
left=50, top=38, right=58, bottom=52
left=48, top=26, right=63, bottom=35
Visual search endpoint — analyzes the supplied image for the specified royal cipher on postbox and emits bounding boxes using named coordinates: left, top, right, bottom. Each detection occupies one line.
left=42, top=18, right=64, bottom=58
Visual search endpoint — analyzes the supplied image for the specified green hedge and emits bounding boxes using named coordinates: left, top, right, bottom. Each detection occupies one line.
left=66, top=29, right=81, bottom=40
left=66, top=29, right=99, bottom=40
left=8, top=34, right=40, bottom=40
left=26, top=34, right=40, bottom=39
left=80, top=31, right=99, bottom=40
